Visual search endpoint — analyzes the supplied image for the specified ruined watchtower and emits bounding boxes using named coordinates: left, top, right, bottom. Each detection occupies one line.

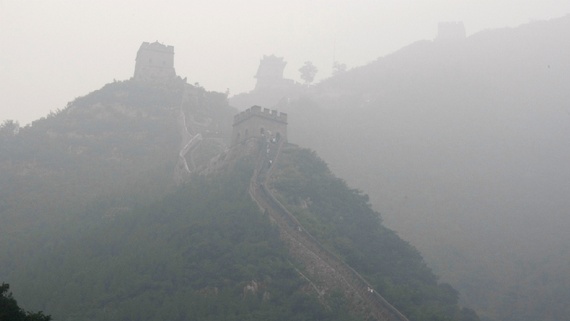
left=133, top=41, right=176, bottom=82
left=232, top=106, right=287, bottom=146
left=254, top=55, right=293, bottom=91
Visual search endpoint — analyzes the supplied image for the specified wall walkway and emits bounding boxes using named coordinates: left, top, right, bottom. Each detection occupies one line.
left=249, top=138, right=410, bottom=321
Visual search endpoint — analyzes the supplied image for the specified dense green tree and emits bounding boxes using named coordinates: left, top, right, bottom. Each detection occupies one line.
left=0, top=283, right=51, bottom=321
left=299, top=61, right=318, bottom=84
left=0, top=120, right=19, bottom=137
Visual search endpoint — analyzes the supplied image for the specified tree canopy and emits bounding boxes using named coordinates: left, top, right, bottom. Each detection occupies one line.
left=0, top=283, right=51, bottom=321
left=299, top=61, right=318, bottom=84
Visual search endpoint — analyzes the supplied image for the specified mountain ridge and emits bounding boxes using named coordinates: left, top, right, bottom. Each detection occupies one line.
left=276, top=15, right=570, bottom=321
left=1, top=76, right=478, bottom=320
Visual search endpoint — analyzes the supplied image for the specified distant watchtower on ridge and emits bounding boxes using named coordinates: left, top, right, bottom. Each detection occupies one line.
left=232, top=106, right=287, bottom=146
left=254, top=55, right=293, bottom=91
left=133, top=41, right=176, bottom=82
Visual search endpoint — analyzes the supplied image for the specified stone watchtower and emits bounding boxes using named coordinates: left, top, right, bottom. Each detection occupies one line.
left=232, top=106, right=287, bottom=146
left=133, top=41, right=176, bottom=82
left=254, top=55, right=289, bottom=91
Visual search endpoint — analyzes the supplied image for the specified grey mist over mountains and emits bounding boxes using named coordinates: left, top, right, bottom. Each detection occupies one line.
left=2, top=2, right=570, bottom=321
left=1, top=1, right=570, bottom=124
left=261, top=16, right=570, bottom=321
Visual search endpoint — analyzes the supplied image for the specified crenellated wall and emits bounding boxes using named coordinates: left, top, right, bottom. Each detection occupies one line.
left=232, top=106, right=287, bottom=146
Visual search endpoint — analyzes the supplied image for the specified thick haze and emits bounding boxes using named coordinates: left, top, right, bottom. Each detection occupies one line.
left=1, top=0, right=569, bottom=125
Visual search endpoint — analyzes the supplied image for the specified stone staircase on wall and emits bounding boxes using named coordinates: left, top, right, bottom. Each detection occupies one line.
left=249, top=138, right=410, bottom=321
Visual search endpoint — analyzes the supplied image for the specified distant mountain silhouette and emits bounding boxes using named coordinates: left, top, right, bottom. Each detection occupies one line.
left=277, top=14, right=570, bottom=321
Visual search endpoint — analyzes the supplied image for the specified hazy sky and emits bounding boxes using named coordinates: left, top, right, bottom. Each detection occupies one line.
left=1, top=1, right=569, bottom=125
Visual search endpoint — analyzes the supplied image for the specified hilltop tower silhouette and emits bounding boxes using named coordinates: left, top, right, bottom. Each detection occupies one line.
left=133, top=41, right=176, bottom=82
left=254, top=55, right=294, bottom=91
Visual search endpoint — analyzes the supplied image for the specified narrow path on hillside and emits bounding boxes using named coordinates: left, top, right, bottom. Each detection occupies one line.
left=248, top=138, right=410, bottom=321
left=178, top=107, right=203, bottom=172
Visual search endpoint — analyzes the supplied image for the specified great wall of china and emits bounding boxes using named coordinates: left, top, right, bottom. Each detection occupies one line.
left=248, top=137, right=410, bottom=321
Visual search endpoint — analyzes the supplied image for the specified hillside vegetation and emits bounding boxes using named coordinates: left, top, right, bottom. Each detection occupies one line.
left=6, top=160, right=359, bottom=321
left=271, top=146, right=478, bottom=321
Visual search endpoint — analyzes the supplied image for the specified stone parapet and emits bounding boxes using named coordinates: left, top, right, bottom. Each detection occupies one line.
left=233, top=105, right=288, bottom=126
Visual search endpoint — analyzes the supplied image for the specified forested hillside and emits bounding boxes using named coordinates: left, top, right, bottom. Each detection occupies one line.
left=0, top=78, right=233, bottom=227
left=0, top=73, right=479, bottom=320
left=0, top=78, right=234, bottom=318
left=5, top=160, right=359, bottom=321
left=270, top=146, right=479, bottom=321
